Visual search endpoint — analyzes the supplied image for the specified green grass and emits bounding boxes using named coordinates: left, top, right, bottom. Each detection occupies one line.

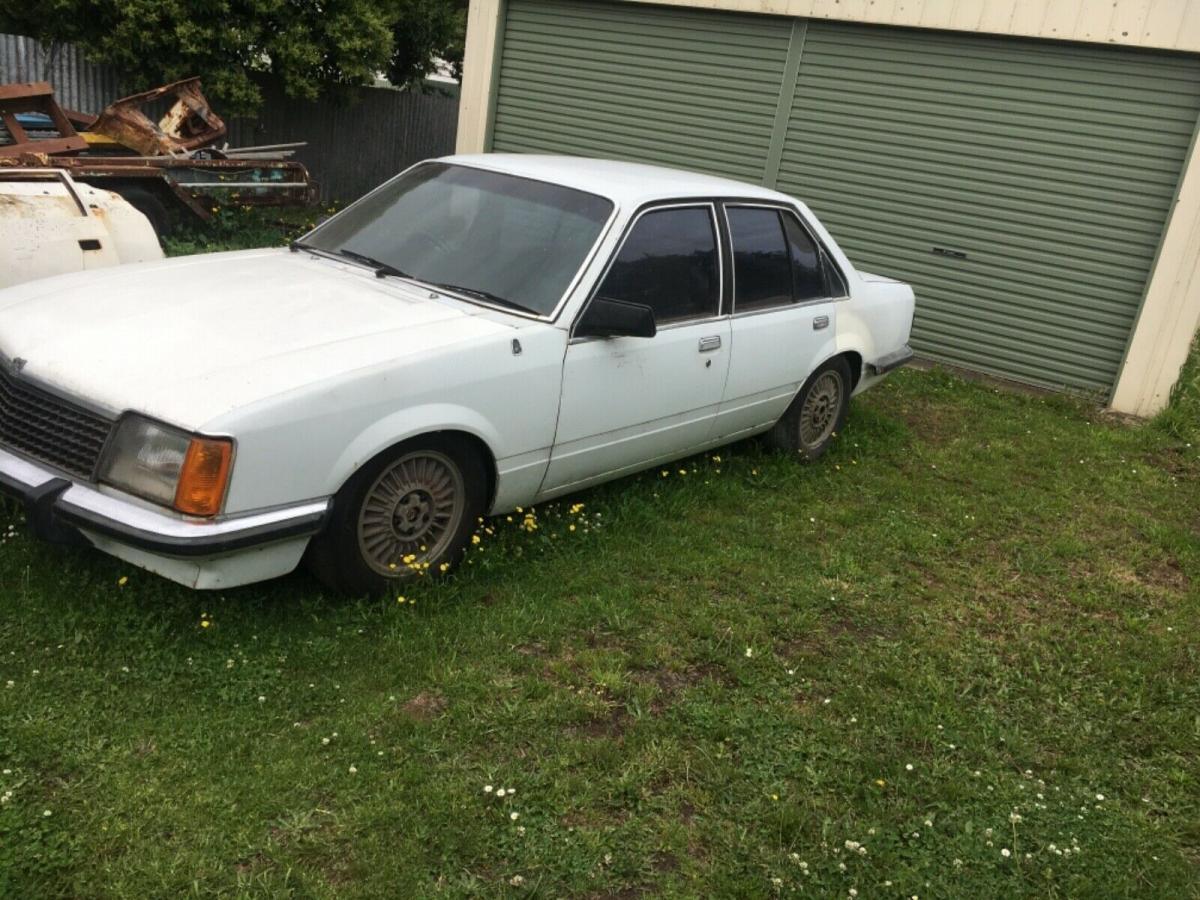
left=0, top=214, right=1197, bottom=897
left=1156, top=336, right=1200, bottom=448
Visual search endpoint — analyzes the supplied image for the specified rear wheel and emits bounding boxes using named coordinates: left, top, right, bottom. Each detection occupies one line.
left=307, top=436, right=486, bottom=596
left=767, top=356, right=852, bottom=461
left=111, top=185, right=173, bottom=238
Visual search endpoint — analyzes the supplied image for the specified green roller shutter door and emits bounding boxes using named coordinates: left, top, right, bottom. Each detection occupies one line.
left=776, top=22, right=1200, bottom=396
left=490, top=0, right=792, bottom=183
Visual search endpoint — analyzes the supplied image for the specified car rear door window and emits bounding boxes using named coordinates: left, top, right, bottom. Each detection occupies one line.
left=782, top=212, right=833, bottom=301
left=597, top=206, right=719, bottom=323
left=727, top=207, right=793, bottom=313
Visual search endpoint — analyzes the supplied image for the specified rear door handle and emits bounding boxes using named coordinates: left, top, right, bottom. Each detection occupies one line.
left=813, top=316, right=830, bottom=331
left=698, top=335, right=722, bottom=352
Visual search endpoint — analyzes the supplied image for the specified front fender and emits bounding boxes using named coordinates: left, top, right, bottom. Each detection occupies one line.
left=329, top=402, right=503, bottom=492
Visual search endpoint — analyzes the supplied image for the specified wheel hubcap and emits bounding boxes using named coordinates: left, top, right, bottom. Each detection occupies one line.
left=357, top=451, right=464, bottom=577
left=798, top=371, right=843, bottom=448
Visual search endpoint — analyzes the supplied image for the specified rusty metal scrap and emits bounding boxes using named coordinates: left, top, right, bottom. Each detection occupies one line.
left=0, top=77, right=315, bottom=223
left=0, top=82, right=87, bottom=156
left=88, top=77, right=226, bottom=156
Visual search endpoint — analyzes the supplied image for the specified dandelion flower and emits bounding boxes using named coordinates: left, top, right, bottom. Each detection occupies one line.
left=200, top=620, right=211, bottom=628
left=117, top=576, right=129, bottom=586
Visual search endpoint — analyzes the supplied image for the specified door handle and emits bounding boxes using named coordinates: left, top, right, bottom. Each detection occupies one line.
left=813, top=315, right=830, bottom=331
left=698, top=335, right=722, bottom=352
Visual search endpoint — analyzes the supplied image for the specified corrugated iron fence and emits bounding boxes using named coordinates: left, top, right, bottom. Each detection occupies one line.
left=0, top=33, right=459, bottom=201
left=226, top=85, right=459, bottom=203
left=0, top=33, right=122, bottom=113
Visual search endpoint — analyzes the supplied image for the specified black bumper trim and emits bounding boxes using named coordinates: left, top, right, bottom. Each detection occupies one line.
left=0, top=472, right=328, bottom=558
left=54, top=499, right=329, bottom=558
left=869, top=345, right=915, bottom=376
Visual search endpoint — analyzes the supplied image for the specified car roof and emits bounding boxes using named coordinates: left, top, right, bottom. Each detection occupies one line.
left=441, top=153, right=794, bottom=208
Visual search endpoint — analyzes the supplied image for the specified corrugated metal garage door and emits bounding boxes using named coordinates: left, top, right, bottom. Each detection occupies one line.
left=490, top=0, right=792, bottom=184
left=488, top=2, right=1200, bottom=396
left=777, top=23, right=1200, bottom=395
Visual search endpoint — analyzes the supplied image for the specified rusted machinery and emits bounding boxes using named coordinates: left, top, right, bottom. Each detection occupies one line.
left=0, top=78, right=316, bottom=235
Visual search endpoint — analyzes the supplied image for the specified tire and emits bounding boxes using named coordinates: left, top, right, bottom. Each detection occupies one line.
left=306, top=436, right=487, bottom=596
left=767, top=356, right=852, bottom=461
left=113, top=186, right=172, bottom=238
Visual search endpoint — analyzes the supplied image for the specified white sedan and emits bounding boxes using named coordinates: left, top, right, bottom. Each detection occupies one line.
left=0, top=155, right=914, bottom=592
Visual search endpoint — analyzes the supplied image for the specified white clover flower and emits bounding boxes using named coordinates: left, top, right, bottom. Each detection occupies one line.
left=496, top=788, right=506, bottom=797
left=1009, top=812, right=1022, bottom=824
left=924, top=819, right=933, bottom=828
left=1000, top=848, right=1011, bottom=858
left=1095, top=793, right=1105, bottom=801
left=43, top=809, right=51, bottom=817
left=348, top=765, right=357, bottom=774
left=510, top=811, right=519, bottom=821
left=745, top=647, right=753, bottom=658
left=905, top=763, right=914, bottom=771
left=484, top=785, right=493, bottom=793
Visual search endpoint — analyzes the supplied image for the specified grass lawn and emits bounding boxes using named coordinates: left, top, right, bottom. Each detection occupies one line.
left=0, top=213, right=1197, bottom=898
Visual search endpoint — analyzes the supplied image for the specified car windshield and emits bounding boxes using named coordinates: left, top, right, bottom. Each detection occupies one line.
left=304, top=162, right=614, bottom=316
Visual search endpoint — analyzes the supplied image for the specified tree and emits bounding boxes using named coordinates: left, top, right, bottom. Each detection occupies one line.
left=0, top=0, right=466, bottom=115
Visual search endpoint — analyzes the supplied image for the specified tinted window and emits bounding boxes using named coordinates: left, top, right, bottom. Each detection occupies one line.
left=728, top=207, right=792, bottom=312
left=782, top=213, right=830, bottom=301
left=597, top=207, right=719, bottom=323
left=307, top=163, right=613, bottom=316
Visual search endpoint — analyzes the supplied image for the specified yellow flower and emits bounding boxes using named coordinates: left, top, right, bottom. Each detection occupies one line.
left=875, top=779, right=886, bottom=787
left=471, top=534, right=481, bottom=545
left=568, top=524, right=576, bottom=532
left=771, top=793, right=779, bottom=801
left=200, top=620, right=211, bottom=629
left=117, top=576, right=128, bottom=587
left=397, top=595, right=406, bottom=604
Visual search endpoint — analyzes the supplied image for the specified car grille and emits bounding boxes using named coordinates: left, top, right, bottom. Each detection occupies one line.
left=0, top=366, right=114, bottom=479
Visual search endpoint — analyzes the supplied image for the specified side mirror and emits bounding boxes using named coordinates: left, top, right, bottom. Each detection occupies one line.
left=576, top=296, right=656, bottom=339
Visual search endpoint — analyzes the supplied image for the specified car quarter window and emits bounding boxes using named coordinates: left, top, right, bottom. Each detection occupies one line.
left=596, top=206, right=719, bottom=324
left=782, top=212, right=845, bottom=300
left=727, top=206, right=792, bottom=312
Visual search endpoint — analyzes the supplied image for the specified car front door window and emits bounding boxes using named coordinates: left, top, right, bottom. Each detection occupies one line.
left=596, top=206, right=719, bottom=324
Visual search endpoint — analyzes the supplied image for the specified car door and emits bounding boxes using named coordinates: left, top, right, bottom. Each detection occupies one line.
left=540, top=203, right=731, bottom=495
left=712, top=203, right=844, bottom=440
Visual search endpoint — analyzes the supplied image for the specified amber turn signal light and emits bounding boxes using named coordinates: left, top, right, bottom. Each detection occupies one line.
left=174, top=437, right=233, bottom=517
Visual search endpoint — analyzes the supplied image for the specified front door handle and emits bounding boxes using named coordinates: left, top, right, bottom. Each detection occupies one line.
left=813, top=315, right=830, bottom=331
left=698, top=335, right=722, bottom=352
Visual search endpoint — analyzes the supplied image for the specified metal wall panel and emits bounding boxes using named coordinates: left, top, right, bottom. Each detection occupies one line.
left=0, top=33, right=123, bottom=113
left=227, top=85, right=460, bottom=202
left=490, top=0, right=793, bottom=183
left=777, top=22, right=1200, bottom=394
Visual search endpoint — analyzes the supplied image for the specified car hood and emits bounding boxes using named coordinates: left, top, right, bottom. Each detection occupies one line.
left=0, top=248, right=518, bottom=429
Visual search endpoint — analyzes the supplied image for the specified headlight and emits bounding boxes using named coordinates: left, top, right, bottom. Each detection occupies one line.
left=99, top=415, right=233, bottom=517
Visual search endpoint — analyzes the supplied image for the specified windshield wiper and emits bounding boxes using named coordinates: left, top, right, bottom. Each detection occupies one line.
left=335, top=248, right=410, bottom=279
left=429, top=282, right=537, bottom=315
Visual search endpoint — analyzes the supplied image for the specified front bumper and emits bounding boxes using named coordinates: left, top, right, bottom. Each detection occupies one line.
left=0, top=444, right=329, bottom=579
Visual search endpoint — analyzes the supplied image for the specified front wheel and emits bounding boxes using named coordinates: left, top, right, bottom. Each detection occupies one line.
left=766, top=356, right=852, bottom=461
left=306, top=436, right=487, bottom=596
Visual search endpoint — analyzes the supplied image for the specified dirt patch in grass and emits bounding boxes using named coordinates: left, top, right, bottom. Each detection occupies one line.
left=400, top=690, right=448, bottom=721
left=571, top=704, right=631, bottom=740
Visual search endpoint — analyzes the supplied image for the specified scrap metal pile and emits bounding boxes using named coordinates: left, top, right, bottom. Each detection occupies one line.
left=0, top=77, right=316, bottom=234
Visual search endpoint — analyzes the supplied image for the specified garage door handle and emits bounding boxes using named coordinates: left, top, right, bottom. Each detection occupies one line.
left=813, top=316, right=830, bottom=331
left=698, top=335, right=722, bottom=352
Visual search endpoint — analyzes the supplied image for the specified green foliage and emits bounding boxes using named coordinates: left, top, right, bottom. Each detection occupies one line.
left=0, top=0, right=466, bottom=115
left=1155, top=334, right=1199, bottom=445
